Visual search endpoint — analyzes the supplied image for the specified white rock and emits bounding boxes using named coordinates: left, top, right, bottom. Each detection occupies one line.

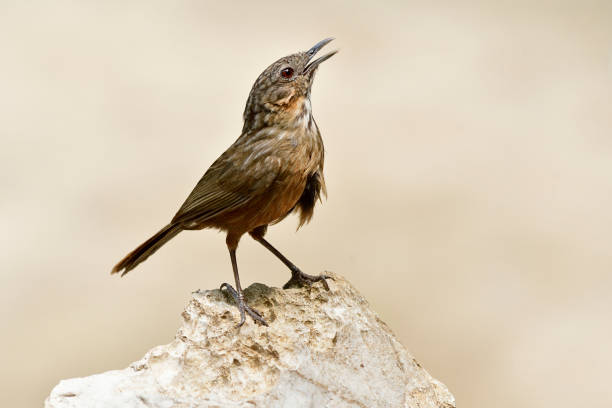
left=45, top=273, right=455, bottom=408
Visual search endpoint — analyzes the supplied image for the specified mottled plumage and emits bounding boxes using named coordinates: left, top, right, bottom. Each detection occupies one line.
left=112, top=39, right=337, bottom=326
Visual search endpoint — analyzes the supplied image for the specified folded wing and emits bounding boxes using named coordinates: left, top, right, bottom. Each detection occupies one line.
left=172, top=136, right=282, bottom=226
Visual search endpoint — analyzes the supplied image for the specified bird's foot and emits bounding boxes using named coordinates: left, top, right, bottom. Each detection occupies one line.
left=282, top=269, right=333, bottom=290
left=220, top=283, right=268, bottom=327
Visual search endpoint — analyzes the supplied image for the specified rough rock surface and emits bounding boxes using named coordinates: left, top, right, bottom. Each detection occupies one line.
left=45, top=273, right=455, bottom=408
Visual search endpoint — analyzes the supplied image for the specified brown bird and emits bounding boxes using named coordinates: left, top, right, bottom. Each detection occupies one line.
left=112, top=38, right=337, bottom=326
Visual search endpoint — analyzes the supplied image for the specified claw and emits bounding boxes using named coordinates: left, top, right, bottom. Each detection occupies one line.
left=283, top=270, right=333, bottom=290
left=220, top=283, right=268, bottom=327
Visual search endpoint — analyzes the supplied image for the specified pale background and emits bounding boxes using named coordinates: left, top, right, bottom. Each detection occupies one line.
left=1, top=1, right=611, bottom=407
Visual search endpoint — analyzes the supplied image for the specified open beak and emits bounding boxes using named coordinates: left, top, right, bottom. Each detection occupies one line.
left=304, top=38, right=338, bottom=73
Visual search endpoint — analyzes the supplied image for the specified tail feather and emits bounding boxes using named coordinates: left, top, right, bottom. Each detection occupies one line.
left=112, top=223, right=182, bottom=276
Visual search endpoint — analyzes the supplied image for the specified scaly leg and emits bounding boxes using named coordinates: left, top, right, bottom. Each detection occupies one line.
left=220, top=235, right=267, bottom=327
left=249, top=226, right=332, bottom=290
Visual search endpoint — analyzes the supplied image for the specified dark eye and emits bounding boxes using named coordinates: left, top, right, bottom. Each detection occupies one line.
left=280, top=67, right=294, bottom=79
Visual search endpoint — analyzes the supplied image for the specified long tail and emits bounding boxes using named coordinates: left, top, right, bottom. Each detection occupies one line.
left=111, top=223, right=182, bottom=276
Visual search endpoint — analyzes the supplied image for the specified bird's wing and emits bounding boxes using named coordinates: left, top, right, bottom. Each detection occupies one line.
left=171, top=136, right=282, bottom=226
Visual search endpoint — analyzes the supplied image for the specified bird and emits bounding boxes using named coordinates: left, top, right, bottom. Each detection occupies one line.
left=111, top=38, right=337, bottom=327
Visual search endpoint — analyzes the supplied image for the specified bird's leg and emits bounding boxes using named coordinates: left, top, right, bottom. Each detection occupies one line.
left=220, top=237, right=267, bottom=327
left=249, top=228, right=332, bottom=290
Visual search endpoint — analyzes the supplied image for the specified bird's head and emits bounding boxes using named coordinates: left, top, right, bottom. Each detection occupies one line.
left=242, top=38, right=337, bottom=131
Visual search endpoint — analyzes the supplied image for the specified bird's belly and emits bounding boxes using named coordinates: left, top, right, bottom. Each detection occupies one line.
left=254, top=179, right=305, bottom=223
left=208, top=173, right=306, bottom=233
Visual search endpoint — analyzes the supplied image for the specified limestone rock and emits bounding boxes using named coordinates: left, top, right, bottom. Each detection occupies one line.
left=45, top=273, right=455, bottom=407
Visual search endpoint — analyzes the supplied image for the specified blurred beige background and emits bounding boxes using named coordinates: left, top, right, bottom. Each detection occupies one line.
left=1, top=1, right=611, bottom=407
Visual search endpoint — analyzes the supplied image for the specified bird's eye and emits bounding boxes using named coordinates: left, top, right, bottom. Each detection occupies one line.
left=280, top=67, right=294, bottom=79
